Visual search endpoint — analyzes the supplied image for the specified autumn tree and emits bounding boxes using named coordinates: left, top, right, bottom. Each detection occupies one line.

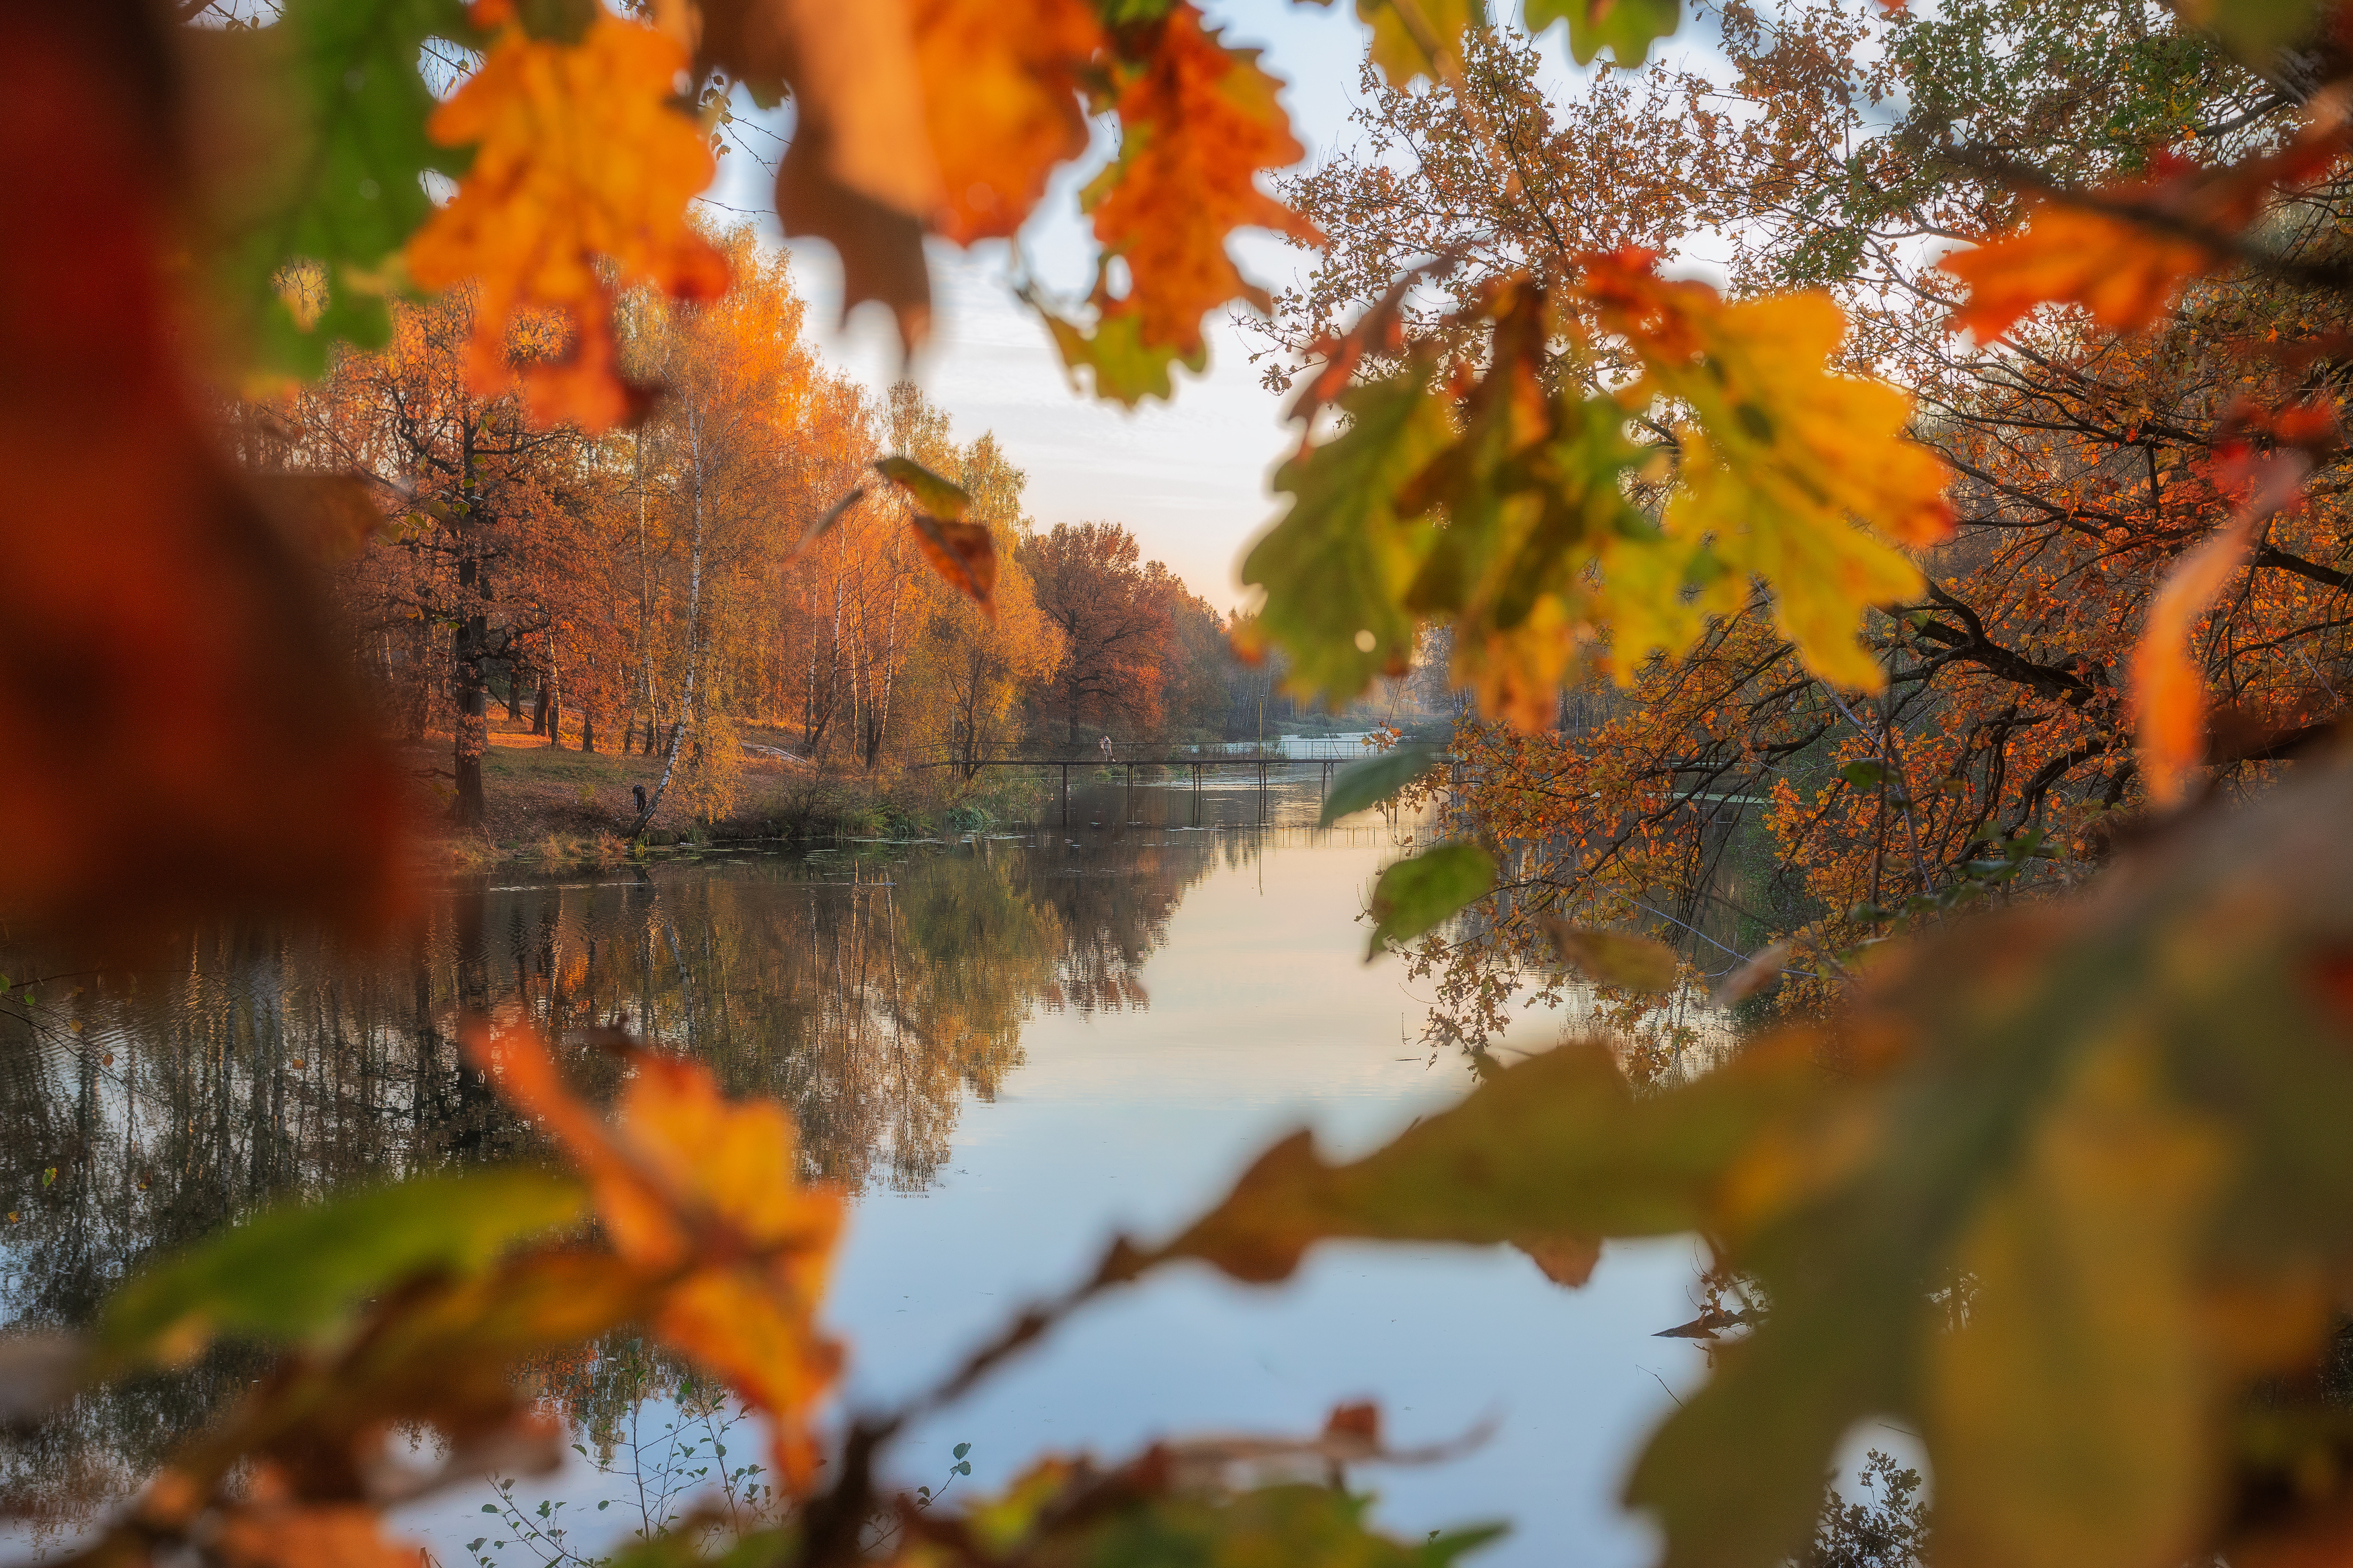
left=622, top=235, right=824, bottom=828
left=908, top=434, right=1066, bottom=776
left=757, top=371, right=879, bottom=764
left=1252, top=1, right=2353, bottom=1034
left=1160, top=588, right=1248, bottom=739
left=287, top=291, right=593, bottom=828
left=1021, top=522, right=1181, bottom=745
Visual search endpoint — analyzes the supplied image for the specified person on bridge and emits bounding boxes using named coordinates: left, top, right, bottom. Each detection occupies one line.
left=1099, top=734, right=1114, bottom=764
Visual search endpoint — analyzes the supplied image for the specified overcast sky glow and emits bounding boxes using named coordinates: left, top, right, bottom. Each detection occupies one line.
left=700, top=1, right=1380, bottom=609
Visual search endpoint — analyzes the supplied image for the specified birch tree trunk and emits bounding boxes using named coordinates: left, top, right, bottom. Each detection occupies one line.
left=629, top=405, right=706, bottom=837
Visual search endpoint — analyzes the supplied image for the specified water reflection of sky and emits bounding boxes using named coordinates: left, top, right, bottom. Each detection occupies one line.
left=387, top=776, right=1715, bottom=1568
left=824, top=811, right=1712, bottom=1568
left=5, top=772, right=1721, bottom=1567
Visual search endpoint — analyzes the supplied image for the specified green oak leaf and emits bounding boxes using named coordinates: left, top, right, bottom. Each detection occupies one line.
left=1244, top=372, right=1454, bottom=707
left=95, top=1166, right=584, bottom=1374
left=1365, top=840, right=1495, bottom=959
left=1035, top=304, right=1209, bottom=407
left=196, top=0, right=475, bottom=379
left=875, top=455, right=972, bottom=520
left=1524, top=0, right=1681, bottom=67
left=2176, top=0, right=2329, bottom=60
left=1320, top=744, right=1445, bottom=827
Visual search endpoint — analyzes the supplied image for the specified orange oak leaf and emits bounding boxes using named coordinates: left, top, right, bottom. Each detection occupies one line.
left=2130, top=456, right=2307, bottom=806
left=1943, top=134, right=2348, bottom=342
left=215, top=1503, right=423, bottom=1568
left=912, top=0, right=1105, bottom=245
left=910, top=513, right=1000, bottom=614
left=756, top=0, right=943, bottom=347
left=405, top=14, right=729, bottom=429
left=1941, top=202, right=2217, bottom=344
left=463, top=1024, right=844, bottom=1492
left=1085, top=4, right=1323, bottom=357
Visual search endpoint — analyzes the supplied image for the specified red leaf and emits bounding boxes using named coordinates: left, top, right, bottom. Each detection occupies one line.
left=0, top=8, right=409, bottom=944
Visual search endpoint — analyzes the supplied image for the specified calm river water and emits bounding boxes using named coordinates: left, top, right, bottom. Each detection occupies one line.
left=0, top=766, right=1726, bottom=1567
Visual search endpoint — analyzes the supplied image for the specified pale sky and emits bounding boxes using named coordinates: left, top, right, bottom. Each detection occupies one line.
left=700, top=4, right=1689, bottom=608
left=702, top=1, right=1380, bottom=609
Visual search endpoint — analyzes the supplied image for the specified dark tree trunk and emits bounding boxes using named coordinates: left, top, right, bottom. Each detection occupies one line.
left=582, top=709, right=596, bottom=753
left=503, top=666, right=522, bottom=722
left=450, top=472, right=489, bottom=830
left=530, top=681, right=549, bottom=736
left=452, top=612, right=487, bottom=827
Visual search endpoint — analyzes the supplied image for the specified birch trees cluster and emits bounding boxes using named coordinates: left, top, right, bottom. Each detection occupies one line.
left=254, top=231, right=1242, bottom=827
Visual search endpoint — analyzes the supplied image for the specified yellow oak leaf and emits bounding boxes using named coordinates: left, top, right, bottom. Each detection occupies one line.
left=405, top=14, right=729, bottom=429
left=911, top=0, right=1104, bottom=245
left=1668, top=421, right=1932, bottom=692
left=464, top=1025, right=844, bottom=1493
left=1584, top=252, right=1953, bottom=690
left=1085, top=5, right=1322, bottom=357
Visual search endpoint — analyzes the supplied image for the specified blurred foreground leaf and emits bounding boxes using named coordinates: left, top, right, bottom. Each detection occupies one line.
left=878, top=454, right=998, bottom=612
left=1365, top=841, right=1495, bottom=960
left=1525, top=0, right=1681, bottom=66
left=1, top=5, right=412, bottom=944
left=95, top=1167, right=584, bottom=1372
left=1544, top=921, right=1679, bottom=993
left=875, top=454, right=972, bottom=520
left=1320, top=744, right=1444, bottom=826
left=930, top=1459, right=1501, bottom=1568
left=1128, top=746, right=2353, bottom=1568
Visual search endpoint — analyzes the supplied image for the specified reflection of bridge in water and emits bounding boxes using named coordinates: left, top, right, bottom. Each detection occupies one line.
left=938, top=755, right=1454, bottom=827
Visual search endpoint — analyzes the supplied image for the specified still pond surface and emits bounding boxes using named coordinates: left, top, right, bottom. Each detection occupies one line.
left=0, top=767, right=1734, bottom=1567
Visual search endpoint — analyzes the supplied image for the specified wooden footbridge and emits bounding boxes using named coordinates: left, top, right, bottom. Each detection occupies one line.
left=933, top=753, right=1390, bottom=826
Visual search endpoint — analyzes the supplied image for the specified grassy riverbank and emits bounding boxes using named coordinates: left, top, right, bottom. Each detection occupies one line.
left=407, top=714, right=1049, bottom=870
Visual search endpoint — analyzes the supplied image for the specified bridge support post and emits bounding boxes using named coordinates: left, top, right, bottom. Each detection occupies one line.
left=1125, top=761, right=1133, bottom=825
left=1061, top=763, right=1069, bottom=828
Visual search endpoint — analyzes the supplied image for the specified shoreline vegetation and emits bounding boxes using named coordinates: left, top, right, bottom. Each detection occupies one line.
left=414, top=708, right=1441, bottom=870
left=412, top=709, right=1056, bottom=869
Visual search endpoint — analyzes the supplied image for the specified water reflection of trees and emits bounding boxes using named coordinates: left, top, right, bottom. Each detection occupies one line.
left=0, top=833, right=1234, bottom=1546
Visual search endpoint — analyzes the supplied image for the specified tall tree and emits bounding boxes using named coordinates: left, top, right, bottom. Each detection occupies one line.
left=290, top=290, right=588, bottom=828
left=910, top=434, right=1066, bottom=776
left=1020, top=522, right=1177, bottom=745
left=623, top=235, right=822, bottom=832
